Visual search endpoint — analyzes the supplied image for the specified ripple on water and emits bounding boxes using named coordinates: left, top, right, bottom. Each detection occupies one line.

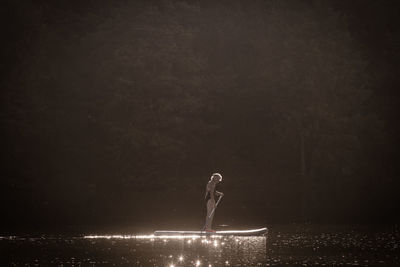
left=1, top=225, right=400, bottom=266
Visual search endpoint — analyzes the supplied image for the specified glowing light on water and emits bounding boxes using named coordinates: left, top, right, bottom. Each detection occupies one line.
left=8, top=227, right=399, bottom=267
left=4, top=235, right=268, bottom=266
left=83, top=234, right=202, bottom=240
left=84, top=235, right=137, bottom=239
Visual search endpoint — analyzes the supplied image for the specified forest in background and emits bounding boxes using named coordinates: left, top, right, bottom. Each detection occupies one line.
left=1, top=0, right=399, bottom=232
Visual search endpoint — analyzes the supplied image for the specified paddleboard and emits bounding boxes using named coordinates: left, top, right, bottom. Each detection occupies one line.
left=154, top=227, right=267, bottom=236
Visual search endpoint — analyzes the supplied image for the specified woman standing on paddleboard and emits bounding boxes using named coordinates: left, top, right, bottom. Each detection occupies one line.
left=204, top=173, right=224, bottom=232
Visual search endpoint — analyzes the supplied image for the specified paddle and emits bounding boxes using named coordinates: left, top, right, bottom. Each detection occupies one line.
left=208, top=194, right=223, bottom=219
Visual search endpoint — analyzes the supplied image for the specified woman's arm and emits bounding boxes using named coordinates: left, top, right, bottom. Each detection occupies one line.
left=215, top=190, right=224, bottom=197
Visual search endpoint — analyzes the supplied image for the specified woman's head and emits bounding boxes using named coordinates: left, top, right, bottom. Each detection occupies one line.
left=211, top=172, right=222, bottom=182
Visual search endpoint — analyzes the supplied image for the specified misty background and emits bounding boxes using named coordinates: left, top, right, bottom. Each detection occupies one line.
left=1, top=0, right=399, bottom=234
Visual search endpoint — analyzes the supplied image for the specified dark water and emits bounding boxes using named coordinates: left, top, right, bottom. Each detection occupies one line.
left=1, top=225, right=399, bottom=266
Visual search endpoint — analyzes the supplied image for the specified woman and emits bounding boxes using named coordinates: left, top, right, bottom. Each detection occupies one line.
left=203, top=173, right=224, bottom=232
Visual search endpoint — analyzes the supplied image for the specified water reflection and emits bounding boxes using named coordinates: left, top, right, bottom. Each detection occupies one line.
left=82, top=234, right=267, bottom=266
left=2, top=225, right=399, bottom=266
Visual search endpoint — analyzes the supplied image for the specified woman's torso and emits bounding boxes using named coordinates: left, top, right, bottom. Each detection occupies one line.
left=205, top=182, right=218, bottom=203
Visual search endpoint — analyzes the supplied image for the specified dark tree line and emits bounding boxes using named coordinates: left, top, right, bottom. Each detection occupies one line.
left=1, top=0, right=399, bottom=231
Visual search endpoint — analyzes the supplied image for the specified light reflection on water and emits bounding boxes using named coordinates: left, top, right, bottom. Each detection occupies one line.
left=2, top=234, right=267, bottom=266
left=80, top=233, right=267, bottom=265
left=2, top=225, right=400, bottom=266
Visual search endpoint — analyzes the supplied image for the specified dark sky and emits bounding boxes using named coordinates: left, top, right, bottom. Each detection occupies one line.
left=1, top=0, right=400, bottom=234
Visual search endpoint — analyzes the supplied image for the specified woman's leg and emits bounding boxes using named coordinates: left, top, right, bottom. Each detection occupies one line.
left=205, top=199, right=216, bottom=230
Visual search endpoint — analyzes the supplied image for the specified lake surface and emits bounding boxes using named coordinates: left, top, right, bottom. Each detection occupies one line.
left=1, top=225, right=399, bottom=266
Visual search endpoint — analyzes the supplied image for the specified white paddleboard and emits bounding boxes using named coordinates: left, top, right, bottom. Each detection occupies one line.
left=154, top=227, right=267, bottom=236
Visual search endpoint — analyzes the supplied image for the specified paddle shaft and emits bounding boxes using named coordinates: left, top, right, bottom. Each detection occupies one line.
left=208, top=195, right=223, bottom=219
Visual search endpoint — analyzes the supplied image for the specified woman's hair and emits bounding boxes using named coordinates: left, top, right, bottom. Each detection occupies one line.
left=211, top=172, right=223, bottom=182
